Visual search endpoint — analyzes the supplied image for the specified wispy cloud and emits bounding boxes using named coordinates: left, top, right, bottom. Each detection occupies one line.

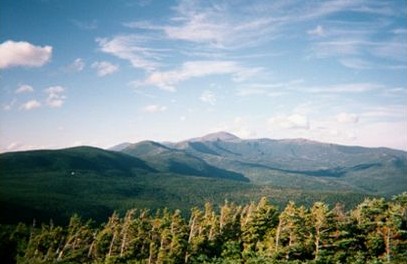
left=96, top=35, right=165, bottom=71
left=3, top=99, right=16, bottom=111
left=121, top=0, right=405, bottom=77
left=237, top=79, right=304, bottom=97
left=125, top=1, right=279, bottom=50
left=361, top=105, right=406, bottom=119
left=306, top=5, right=406, bottom=70
left=339, top=58, right=374, bottom=70
left=137, top=60, right=258, bottom=91
left=304, top=83, right=383, bottom=93
left=372, top=39, right=407, bottom=62
left=91, top=61, right=119, bottom=76
left=68, top=58, right=85, bottom=72
left=199, top=90, right=216, bottom=105
left=0, top=40, right=52, bottom=69
left=307, top=25, right=325, bottom=37
left=159, top=0, right=390, bottom=50
left=15, top=84, right=34, bottom=94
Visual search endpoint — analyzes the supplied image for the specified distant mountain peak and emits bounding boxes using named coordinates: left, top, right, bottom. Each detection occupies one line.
left=108, top=142, right=132, bottom=152
left=280, top=138, right=320, bottom=145
left=194, top=131, right=241, bottom=142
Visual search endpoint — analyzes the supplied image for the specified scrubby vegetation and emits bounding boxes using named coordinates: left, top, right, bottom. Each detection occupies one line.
left=1, top=193, right=406, bottom=263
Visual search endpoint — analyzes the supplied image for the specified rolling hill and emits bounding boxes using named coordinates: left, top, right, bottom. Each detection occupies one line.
left=1, top=132, right=406, bottom=224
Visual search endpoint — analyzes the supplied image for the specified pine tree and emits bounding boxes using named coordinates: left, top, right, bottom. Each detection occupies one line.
left=22, top=221, right=64, bottom=262
left=132, top=209, right=152, bottom=261
left=377, top=193, right=407, bottom=263
left=352, top=198, right=388, bottom=262
left=218, top=200, right=243, bottom=261
left=56, top=214, right=94, bottom=262
left=330, top=202, right=359, bottom=263
left=185, top=207, right=204, bottom=263
left=92, top=211, right=122, bottom=261
left=168, top=209, right=188, bottom=263
left=309, top=201, right=333, bottom=261
left=275, top=201, right=311, bottom=261
left=241, top=197, right=277, bottom=258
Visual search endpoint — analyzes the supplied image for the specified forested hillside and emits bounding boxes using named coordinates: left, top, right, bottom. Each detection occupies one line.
left=0, top=145, right=375, bottom=225
left=1, top=194, right=406, bottom=264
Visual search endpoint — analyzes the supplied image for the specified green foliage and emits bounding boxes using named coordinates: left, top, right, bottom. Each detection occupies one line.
left=1, top=194, right=406, bottom=263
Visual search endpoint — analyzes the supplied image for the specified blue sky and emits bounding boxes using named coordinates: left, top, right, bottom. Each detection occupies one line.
left=1, top=0, right=406, bottom=152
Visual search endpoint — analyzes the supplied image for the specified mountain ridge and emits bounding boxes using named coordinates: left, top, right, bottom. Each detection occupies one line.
left=116, top=131, right=406, bottom=195
left=1, top=131, right=406, bottom=224
left=110, top=131, right=406, bottom=153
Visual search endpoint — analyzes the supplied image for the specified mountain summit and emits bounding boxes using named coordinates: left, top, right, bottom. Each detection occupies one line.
left=190, top=131, right=241, bottom=142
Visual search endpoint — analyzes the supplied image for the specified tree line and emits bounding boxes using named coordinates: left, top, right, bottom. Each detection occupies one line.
left=1, top=193, right=406, bottom=264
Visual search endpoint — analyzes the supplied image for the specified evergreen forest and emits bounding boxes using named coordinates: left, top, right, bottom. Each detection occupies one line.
left=1, top=194, right=406, bottom=264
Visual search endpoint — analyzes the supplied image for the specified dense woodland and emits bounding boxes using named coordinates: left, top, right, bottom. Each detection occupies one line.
left=1, top=194, right=406, bottom=264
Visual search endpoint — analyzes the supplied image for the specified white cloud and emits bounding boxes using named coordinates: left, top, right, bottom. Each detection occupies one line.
left=199, top=90, right=216, bottom=105
left=3, top=99, right=16, bottom=111
left=0, top=40, right=52, bottom=69
left=20, top=100, right=41, bottom=110
left=139, top=60, right=257, bottom=91
left=45, top=86, right=66, bottom=108
left=91, top=61, right=119, bottom=76
left=69, top=58, right=85, bottom=72
left=336, top=112, right=359, bottom=124
left=141, top=104, right=167, bottom=113
left=269, top=114, right=310, bottom=129
left=96, top=35, right=162, bottom=71
left=307, top=25, right=325, bottom=36
left=15, top=84, right=34, bottom=94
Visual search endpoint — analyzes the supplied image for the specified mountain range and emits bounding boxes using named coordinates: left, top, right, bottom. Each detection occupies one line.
left=115, top=131, right=407, bottom=195
left=1, top=132, right=406, bottom=224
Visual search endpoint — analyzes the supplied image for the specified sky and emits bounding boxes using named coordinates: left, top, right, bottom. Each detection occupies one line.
left=0, top=0, right=406, bottom=152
